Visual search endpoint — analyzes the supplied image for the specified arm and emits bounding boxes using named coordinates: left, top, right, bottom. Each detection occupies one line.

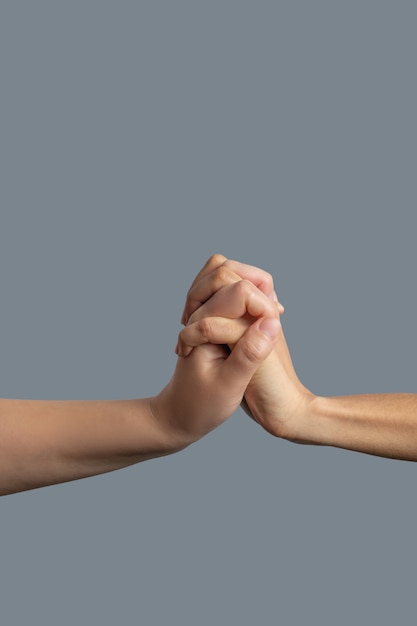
left=0, top=397, right=168, bottom=495
left=298, top=394, right=417, bottom=460
left=180, top=255, right=417, bottom=461
left=0, top=262, right=279, bottom=495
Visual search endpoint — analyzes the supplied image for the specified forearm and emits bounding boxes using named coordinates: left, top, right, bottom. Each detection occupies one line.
left=298, top=394, right=417, bottom=461
left=0, top=397, right=182, bottom=495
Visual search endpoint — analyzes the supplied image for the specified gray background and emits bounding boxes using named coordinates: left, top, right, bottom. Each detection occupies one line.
left=1, top=2, right=416, bottom=624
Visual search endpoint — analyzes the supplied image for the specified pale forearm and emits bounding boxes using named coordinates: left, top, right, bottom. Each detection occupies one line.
left=0, top=397, right=180, bottom=495
left=297, top=394, right=417, bottom=461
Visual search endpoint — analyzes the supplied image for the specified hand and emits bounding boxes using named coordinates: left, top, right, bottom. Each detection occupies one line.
left=181, top=253, right=284, bottom=326
left=179, top=255, right=315, bottom=441
left=150, top=270, right=281, bottom=449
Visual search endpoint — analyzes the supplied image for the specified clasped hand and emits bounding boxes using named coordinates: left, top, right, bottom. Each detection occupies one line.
left=151, top=254, right=314, bottom=450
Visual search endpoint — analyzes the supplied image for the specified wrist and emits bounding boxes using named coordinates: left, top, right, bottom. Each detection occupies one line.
left=273, top=388, right=318, bottom=443
left=285, top=395, right=337, bottom=446
left=148, top=388, right=195, bottom=455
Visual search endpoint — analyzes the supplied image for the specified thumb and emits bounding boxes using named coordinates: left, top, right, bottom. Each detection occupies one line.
left=221, top=317, right=281, bottom=393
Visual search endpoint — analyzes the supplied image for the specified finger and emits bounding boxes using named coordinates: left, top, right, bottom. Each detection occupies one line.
left=221, top=316, right=281, bottom=395
left=187, top=254, right=228, bottom=293
left=181, top=255, right=283, bottom=324
left=188, top=280, right=280, bottom=326
left=176, top=316, right=250, bottom=357
left=224, top=260, right=275, bottom=299
left=225, top=260, right=284, bottom=315
left=182, top=266, right=242, bottom=325
left=188, top=255, right=274, bottom=295
left=224, top=260, right=284, bottom=314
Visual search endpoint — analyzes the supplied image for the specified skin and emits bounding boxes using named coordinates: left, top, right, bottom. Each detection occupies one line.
left=0, top=263, right=280, bottom=496
left=179, top=254, right=417, bottom=461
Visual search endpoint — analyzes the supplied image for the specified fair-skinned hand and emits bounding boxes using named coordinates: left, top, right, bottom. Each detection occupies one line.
left=178, top=255, right=315, bottom=442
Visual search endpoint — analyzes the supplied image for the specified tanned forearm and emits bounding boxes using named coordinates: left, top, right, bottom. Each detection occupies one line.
left=0, top=398, right=178, bottom=495
left=300, top=394, right=417, bottom=461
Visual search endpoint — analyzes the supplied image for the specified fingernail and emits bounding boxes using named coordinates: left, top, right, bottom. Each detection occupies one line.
left=259, top=317, right=281, bottom=340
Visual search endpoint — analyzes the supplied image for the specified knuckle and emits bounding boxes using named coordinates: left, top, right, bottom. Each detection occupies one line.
left=176, top=328, right=187, bottom=349
left=215, top=265, right=235, bottom=287
left=207, top=253, right=227, bottom=268
left=222, top=259, right=235, bottom=271
left=235, top=279, right=253, bottom=297
left=241, top=336, right=265, bottom=364
left=198, top=317, right=215, bottom=340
